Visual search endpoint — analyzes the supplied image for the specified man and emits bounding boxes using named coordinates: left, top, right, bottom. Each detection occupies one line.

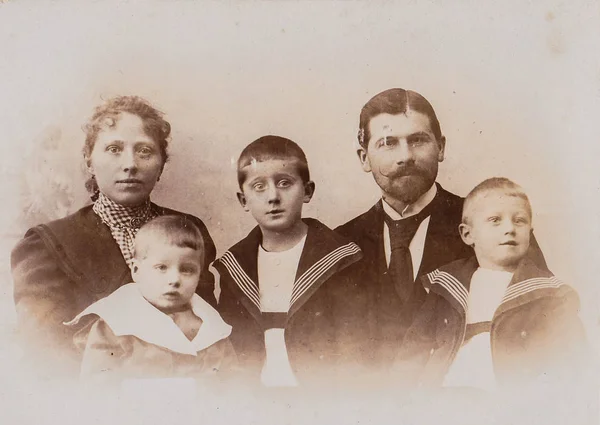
left=333, top=88, right=546, bottom=375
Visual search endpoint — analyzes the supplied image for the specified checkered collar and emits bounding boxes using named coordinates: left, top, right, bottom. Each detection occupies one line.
left=93, top=192, right=156, bottom=230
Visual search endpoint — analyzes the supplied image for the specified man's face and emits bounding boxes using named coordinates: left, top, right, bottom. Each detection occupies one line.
left=358, top=110, right=445, bottom=207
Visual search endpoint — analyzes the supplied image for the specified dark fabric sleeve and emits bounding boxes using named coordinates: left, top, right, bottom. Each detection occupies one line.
left=10, top=228, right=80, bottom=375
left=392, top=292, right=441, bottom=387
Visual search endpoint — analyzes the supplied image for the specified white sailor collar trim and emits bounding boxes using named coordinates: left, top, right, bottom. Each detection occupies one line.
left=65, top=283, right=232, bottom=356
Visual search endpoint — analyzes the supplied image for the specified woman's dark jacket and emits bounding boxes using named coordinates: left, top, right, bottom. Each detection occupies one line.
left=10, top=203, right=216, bottom=377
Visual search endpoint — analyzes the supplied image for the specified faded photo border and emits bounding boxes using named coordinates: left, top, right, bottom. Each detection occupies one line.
left=1, top=0, right=599, bottom=423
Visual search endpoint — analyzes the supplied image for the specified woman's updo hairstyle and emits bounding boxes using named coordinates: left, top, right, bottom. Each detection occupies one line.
left=82, top=95, right=171, bottom=198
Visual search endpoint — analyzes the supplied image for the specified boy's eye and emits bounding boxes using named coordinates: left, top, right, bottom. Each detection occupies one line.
left=252, top=182, right=266, bottom=192
left=154, top=264, right=167, bottom=271
left=488, top=216, right=500, bottom=223
left=106, top=145, right=121, bottom=154
left=277, top=179, right=291, bottom=188
left=180, top=265, right=198, bottom=274
left=514, top=217, right=529, bottom=224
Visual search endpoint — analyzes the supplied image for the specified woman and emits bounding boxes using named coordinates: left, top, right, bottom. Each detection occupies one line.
left=11, top=96, right=216, bottom=377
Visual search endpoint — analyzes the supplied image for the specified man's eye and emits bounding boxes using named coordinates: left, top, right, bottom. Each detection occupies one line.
left=378, top=137, right=395, bottom=148
left=410, top=136, right=428, bottom=145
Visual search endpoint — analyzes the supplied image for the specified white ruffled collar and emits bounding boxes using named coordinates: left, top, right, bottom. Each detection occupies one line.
left=66, top=283, right=232, bottom=356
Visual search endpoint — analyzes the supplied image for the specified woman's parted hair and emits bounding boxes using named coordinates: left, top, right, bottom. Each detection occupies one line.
left=83, top=96, right=171, bottom=196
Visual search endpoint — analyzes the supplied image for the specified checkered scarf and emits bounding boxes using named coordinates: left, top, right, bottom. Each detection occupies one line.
left=92, top=192, right=159, bottom=268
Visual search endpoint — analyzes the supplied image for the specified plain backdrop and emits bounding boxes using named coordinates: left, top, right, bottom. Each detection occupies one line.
left=0, top=0, right=598, bottom=344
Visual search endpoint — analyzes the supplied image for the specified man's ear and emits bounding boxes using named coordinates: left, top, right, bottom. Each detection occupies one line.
left=459, top=223, right=473, bottom=246
left=357, top=147, right=372, bottom=172
left=437, top=135, right=446, bottom=162
left=303, top=181, right=316, bottom=203
left=237, top=192, right=250, bottom=212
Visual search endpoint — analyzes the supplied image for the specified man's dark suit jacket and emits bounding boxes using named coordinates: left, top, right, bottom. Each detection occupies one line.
left=333, top=183, right=547, bottom=374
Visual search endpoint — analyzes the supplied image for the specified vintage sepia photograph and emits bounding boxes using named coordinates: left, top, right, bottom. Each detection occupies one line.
left=0, top=1, right=599, bottom=424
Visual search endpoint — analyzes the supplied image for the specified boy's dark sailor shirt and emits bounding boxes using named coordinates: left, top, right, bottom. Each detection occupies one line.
left=395, top=253, right=588, bottom=389
left=213, top=218, right=362, bottom=385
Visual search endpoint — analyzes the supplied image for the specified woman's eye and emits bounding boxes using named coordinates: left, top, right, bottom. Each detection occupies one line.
left=138, top=147, right=154, bottom=156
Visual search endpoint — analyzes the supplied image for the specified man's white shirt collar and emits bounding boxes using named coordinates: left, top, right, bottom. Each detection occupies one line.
left=65, top=283, right=232, bottom=356
left=381, top=183, right=437, bottom=278
left=381, top=183, right=437, bottom=219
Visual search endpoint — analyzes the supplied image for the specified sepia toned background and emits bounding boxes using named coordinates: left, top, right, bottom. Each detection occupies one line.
left=0, top=0, right=598, bottom=370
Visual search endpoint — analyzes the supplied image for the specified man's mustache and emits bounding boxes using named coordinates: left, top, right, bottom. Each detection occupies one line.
left=378, top=164, right=425, bottom=179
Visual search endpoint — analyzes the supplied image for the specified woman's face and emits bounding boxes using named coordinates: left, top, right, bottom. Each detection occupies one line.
left=87, top=112, right=164, bottom=206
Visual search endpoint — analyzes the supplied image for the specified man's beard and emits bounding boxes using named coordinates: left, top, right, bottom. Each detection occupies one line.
left=375, top=165, right=436, bottom=206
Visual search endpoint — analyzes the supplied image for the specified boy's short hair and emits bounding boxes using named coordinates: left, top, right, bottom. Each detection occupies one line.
left=237, top=135, right=310, bottom=188
left=462, top=177, right=533, bottom=225
left=134, top=215, right=205, bottom=264
left=358, top=88, right=443, bottom=149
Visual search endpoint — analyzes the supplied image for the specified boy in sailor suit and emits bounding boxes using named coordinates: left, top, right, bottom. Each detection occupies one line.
left=67, top=216, right=236, bottom=382
left=395, top=178, right=588, bottom=390
left=214, top=136, right=362, bottom=387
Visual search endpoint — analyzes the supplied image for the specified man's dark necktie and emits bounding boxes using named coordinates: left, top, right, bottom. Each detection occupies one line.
left=383, top=204, right=433, bottom=305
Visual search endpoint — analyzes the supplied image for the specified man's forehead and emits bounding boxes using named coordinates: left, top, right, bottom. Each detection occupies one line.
left=368, top=111, right=434, bottom=137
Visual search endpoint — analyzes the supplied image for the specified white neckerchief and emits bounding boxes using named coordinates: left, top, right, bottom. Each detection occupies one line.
left=258, top=234, right=307, bottom=313
left=65, top=284, right=232, bottom=356
left=467, top=267, right=514, bottom=323
left=382, top=183, right=437, bottom=278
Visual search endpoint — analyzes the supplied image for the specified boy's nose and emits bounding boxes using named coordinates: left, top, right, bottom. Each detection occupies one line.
left=267, top=185, right=280, bottom=203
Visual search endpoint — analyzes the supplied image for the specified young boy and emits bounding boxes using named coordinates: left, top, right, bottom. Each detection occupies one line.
left=394, top=178, right=587, bottom=390
left=213, top=135, right=362, bottom=387
left=66, top=215, right=236, bottom=382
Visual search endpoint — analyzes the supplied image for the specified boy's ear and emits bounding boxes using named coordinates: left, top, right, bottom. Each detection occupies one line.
left=357, top=147, right=372, bottom=173
left=131, top=263, right=139, bottom=278
left=237, top=192, right=250, bottom=212
left=303, top=181, right=316, bottom=203
left=459, top=223, right=474, bottom=247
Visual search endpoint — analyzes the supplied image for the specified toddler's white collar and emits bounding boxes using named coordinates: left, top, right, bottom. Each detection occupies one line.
left=65, top=284, right=232, bottom=356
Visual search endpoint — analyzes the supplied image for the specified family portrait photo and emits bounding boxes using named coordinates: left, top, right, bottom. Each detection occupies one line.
left=0, top=1, right=598, bottom=424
